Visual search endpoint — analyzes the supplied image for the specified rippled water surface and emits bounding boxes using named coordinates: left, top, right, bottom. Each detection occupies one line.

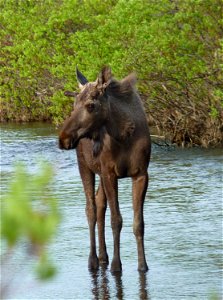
left=1, top=123, right=222, bottom=299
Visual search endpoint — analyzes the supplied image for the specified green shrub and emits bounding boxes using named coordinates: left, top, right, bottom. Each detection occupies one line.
left=1, top=0, right=222, bottom=146
left=1, top=162, right=60, bottom=288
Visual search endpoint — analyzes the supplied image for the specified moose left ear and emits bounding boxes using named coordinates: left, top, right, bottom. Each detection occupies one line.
left=97, top=66, right=112, bottom=90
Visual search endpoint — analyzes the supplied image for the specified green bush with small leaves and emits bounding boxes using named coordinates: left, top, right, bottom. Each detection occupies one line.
left=1, top=162, right=60, bottom=288
left=1, top=0, right=222, bottom=146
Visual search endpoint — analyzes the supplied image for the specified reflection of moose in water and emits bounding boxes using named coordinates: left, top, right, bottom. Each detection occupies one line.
left=59, top=67, right=151, bottom=272
left=90, top=268, right=149, bottom=300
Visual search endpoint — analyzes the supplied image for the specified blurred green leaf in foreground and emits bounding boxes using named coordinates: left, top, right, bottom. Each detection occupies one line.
left=1, top=162, right=61, bottom=297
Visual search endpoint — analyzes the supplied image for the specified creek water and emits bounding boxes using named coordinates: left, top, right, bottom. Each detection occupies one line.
left=1, top=123, right=222, bottom=300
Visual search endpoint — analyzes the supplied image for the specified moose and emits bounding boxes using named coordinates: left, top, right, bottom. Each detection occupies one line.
left=59, top=66, right=151, bottom=272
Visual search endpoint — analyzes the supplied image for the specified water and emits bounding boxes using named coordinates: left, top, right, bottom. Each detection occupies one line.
left=1, top=123, right=222, bottom=299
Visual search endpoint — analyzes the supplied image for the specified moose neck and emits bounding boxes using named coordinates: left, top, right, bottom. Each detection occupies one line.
left=104, top=98, right=135, bottom=142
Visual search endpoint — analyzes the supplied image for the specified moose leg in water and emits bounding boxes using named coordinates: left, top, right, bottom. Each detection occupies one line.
left=132, top=174, right=149, bottom=272
left=102, top=173, right=122, bottom=272
left=77, top=150, right=98, bottom=270
left=95, top=179, right=109, bottom=265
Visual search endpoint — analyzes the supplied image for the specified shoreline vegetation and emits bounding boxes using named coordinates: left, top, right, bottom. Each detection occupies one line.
left=1, top=0, right=222, bottom=147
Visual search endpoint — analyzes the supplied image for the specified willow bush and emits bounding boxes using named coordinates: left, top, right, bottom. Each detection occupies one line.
left=1, top=162, right=60, bottom=297
left=1, top=0, right=222, bottom=146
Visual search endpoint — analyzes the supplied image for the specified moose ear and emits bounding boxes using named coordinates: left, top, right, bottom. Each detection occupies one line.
left=97, top=66, right=112, bottom=90
left=121, top=73, right=137, bottom=87
left=76, top=66, right=88, bottom=89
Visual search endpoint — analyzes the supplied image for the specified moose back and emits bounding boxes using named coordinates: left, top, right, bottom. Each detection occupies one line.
left=59, top=66, right=151, bottom=272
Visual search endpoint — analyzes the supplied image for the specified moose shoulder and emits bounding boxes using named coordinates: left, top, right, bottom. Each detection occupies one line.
left=59, top=66, right=151, bottom=272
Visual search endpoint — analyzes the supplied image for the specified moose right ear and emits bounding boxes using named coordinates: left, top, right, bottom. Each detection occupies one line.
left=76, top=67, right=88, bottom=89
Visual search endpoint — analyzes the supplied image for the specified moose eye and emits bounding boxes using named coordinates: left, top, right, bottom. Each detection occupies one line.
left=86, top=102, right=95, bottom=113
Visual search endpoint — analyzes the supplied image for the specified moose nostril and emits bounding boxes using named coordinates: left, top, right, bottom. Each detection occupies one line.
left=59, top=137, right=70, bottom=149
left=62, top=138, right=72, bottom=150
left=59, top=138, right=65, bottom=149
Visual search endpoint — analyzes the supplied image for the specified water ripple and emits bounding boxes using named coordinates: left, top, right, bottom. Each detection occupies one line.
left=1, top=123, right=222, bottom=299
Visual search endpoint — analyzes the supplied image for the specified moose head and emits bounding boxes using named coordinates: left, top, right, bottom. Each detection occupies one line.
left=59, top=66, right=112, bottom=151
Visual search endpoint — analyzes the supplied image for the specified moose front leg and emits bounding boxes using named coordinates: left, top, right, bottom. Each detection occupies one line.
left=132, top=174, right=149, bottom=272
left=102, top=174, right=122, bottom=272
left=86, top=191, right=99, bottom=270
left=84, top=174, right=99, bottom=270
left=78, top=162, right=98, bottom=270
left=96, top=179, right=109, bottom=265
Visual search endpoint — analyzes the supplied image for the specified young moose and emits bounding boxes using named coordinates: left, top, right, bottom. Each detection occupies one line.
left=59, top=67, right=151, bottom=272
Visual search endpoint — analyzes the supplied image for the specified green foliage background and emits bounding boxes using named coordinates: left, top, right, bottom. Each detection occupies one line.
left=1, top=0, right=222, bottom=146
left=1, top=162, right=60, bottom=284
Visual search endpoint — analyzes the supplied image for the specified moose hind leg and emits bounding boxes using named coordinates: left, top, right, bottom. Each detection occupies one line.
left=132, top=174, right=149, bottom=272
left=96, top=180, right=109, bottom=265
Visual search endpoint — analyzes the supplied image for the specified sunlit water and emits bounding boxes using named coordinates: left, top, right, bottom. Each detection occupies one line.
left=1, top=123, right=222, bottom=299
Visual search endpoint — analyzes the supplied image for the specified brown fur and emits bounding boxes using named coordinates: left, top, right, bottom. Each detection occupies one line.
left=59, top=67, right=151, bottom=272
